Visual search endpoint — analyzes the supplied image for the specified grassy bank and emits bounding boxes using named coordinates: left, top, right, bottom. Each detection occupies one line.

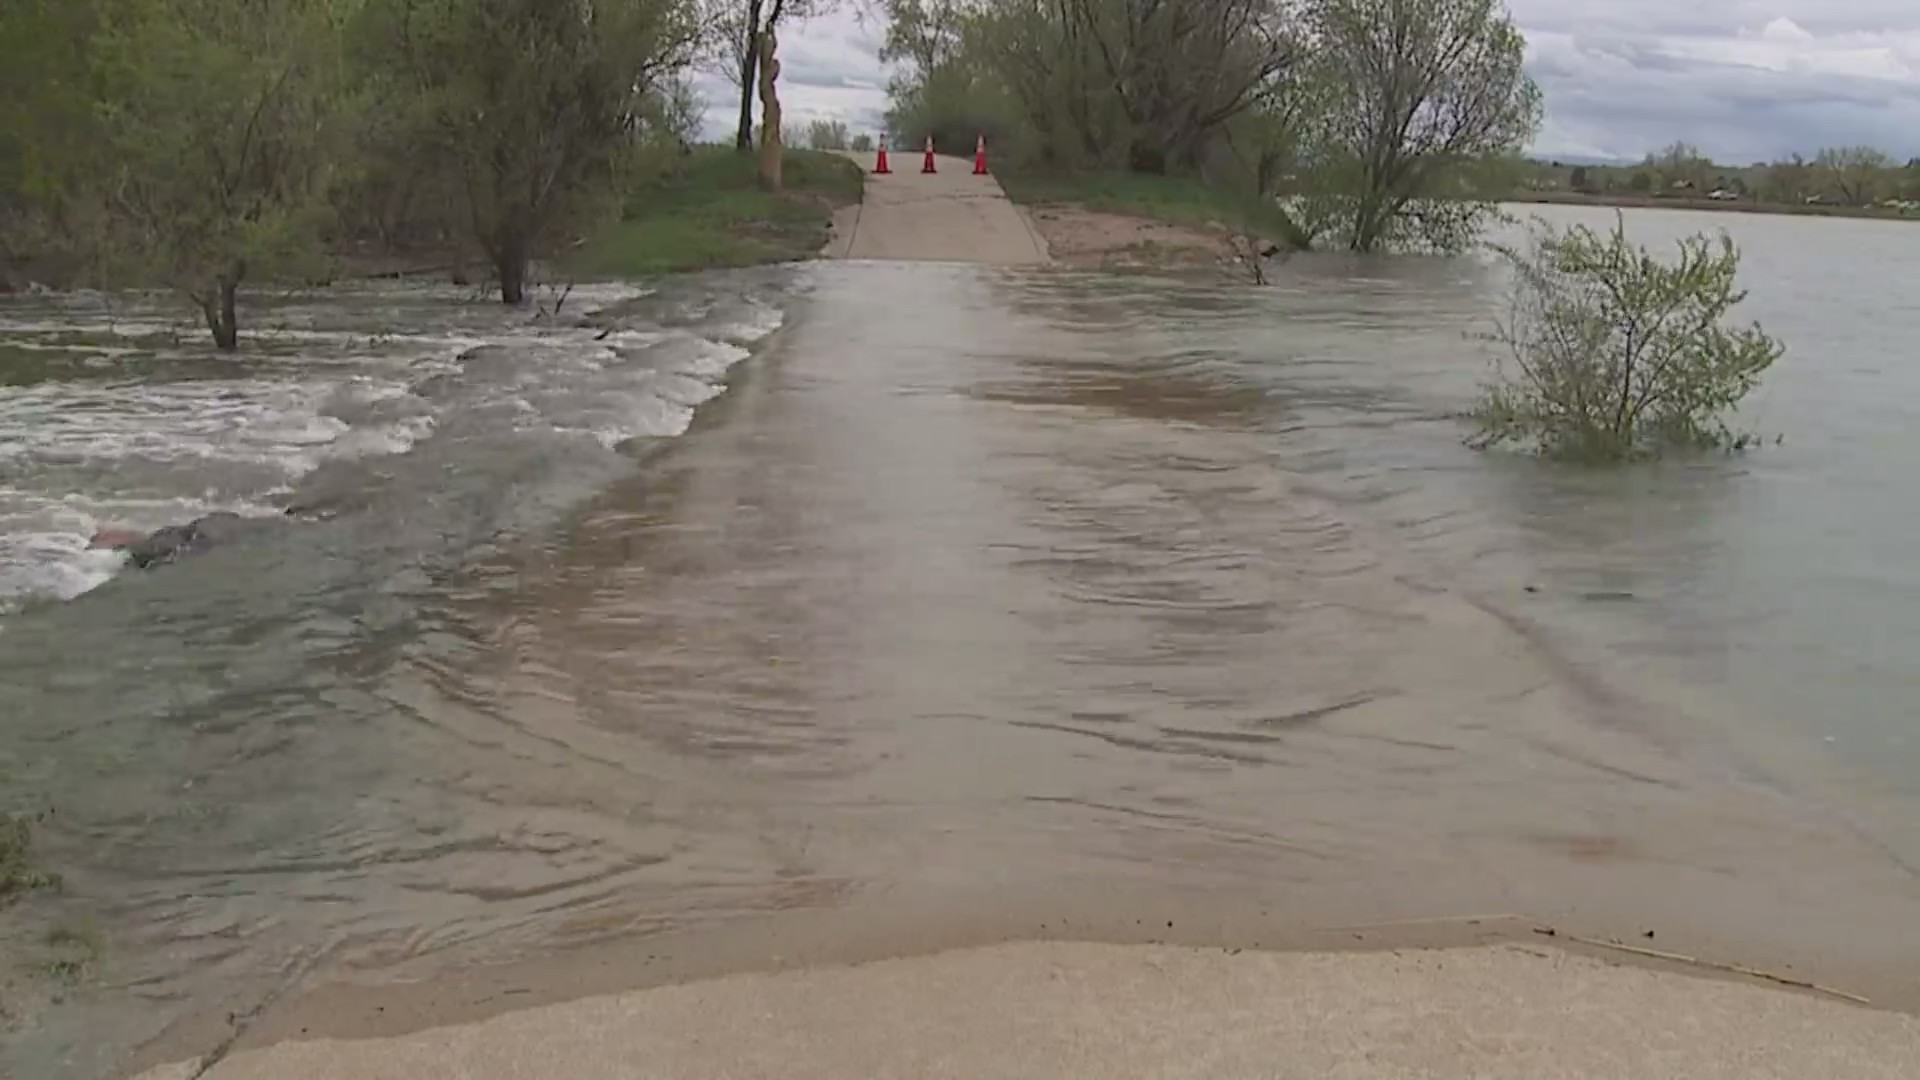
left=566, top=147, right=863, bottom=279
left=997, top=170, right=1308, bottom=248
left=1513, top=189, right=1920, bottom=223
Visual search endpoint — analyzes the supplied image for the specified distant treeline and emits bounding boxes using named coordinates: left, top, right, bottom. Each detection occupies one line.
left=1520, top=143, right=1920, bottom=209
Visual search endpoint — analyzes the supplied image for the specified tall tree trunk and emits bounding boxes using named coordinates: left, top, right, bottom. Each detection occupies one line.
left=733, top=0, right=765, bottom=152
left=199, top=270, right=241, bottom=352
left=494, top=225, right=529, bottom=304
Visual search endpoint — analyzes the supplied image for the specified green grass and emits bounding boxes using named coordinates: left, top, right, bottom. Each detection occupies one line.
left=566, top=146, right=864, bottom=278
left=997, top=169, right=1309, bottom=248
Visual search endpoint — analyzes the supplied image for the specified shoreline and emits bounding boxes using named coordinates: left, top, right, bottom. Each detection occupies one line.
left=1511, top=190, right=1920, bottom=222
left=130, top=897, right=1917, bottom=1076
left=135, top=935, right=1920, bottom=1079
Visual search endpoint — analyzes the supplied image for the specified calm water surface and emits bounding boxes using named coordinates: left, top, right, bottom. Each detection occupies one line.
left=2, top=205, right=1917, bottom=1077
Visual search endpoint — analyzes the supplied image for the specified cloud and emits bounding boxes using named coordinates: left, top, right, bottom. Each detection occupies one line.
left=693, top=11, right=891, bottom=141
left=697, top=3, right=1920, bottom=165
left=1515, top=1, right=1920, bottom=161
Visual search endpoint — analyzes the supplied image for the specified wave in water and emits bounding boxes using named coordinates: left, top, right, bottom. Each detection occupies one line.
left=0, top=278, right=786, bottom=613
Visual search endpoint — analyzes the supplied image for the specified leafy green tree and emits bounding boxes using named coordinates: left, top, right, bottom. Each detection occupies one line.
left=1627, top=169, right=1653, bottom=193
left=1295, top=0, right=1541, bottom=252
left=1066, top=0, right=1295, bottom=174
left=1472, top=216, right=1783, bottom=461
left=366, top=0, right=702, bottom=304
left=90, top=0, right=352, bottom=349
left=889, top=0, right=1293, bottom=174
left=0, top=0, right=114, bottom=285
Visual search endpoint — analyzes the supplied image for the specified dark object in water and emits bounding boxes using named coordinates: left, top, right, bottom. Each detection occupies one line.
left=91, top=512, right=278, bottom=569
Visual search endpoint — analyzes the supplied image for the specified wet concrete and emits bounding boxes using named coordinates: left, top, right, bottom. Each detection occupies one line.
left=829, top=152, right=1050, bottom=264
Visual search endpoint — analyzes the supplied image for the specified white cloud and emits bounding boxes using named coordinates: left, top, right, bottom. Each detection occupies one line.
left=694, top=11, right=892, bottom=142
left=1760, top=17, right=1814, bottom=43
left=1518, top=1, right=1920, bottom=161
left=701, top=3, right=1920, bottom=164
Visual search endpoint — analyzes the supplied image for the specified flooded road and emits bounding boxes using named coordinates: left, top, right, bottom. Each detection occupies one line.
left=4, top=207, right=1920, bottom=1077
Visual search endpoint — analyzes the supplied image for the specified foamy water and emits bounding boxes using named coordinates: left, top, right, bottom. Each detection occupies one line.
left=0, top=281, right=783, bottom=613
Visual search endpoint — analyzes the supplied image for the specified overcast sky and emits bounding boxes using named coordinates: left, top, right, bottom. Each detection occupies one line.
left=694, top=1, right=1920, bottom=164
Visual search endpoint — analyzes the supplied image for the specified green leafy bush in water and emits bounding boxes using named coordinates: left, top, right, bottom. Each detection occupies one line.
left=1471, top=216, right=1784, bottom=461
left=1, top=814, right=61, bottom=903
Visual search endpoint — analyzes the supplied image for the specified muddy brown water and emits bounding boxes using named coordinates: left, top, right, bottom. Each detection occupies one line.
left=3, top=206, right=1919, bottom=1077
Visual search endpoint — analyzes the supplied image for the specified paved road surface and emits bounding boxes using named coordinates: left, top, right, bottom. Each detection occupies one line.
left=827, top=152, right=1050, bottom=265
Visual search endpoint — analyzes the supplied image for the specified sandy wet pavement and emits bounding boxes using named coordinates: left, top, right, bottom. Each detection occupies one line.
left=139, top=942, right=1920, bottom=1079
left=826, top=151, right=1050, bottom=264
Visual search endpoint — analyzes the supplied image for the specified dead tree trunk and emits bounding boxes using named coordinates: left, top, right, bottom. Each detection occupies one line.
left=197, top=267, right=242, bottom=351
left=756, top=30, right=784, bottom=192
left=733, top=0, right=766, bottom=151
left=496, top=234, right=529, bottom=305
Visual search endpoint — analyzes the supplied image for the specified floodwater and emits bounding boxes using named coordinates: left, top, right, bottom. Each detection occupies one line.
left=3, top=205, right=1919, bottom=1077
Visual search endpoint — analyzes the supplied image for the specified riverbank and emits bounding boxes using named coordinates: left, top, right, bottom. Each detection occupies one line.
left=1512, top=189, right=1920, bottom=222
left=997, top=170, right=1298, bottom=272
left=564, top=147, right=863, bottom=279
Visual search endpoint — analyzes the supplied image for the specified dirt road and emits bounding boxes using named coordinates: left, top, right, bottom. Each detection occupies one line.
left=826, top=152, right=1050, bottom=265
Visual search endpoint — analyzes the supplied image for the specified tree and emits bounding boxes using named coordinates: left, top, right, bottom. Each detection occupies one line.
left=1297, top=0, right=1540, bottom=252
left=1472, top=216, right=1783, bottom=461
left=726, top=0, right=832, bottom=152
left=1068, top=0, right=1295, bottom=174
left=892, top=2, right=1057, bottom=164
left=1627, top=169, right=1653, bottom=193
left=1761, top=154, right=1813, bottom=205
left=89, top=0, right=351, bottom=349
left=1569, top=165, right=1590, bottom=193
left=1646, top=141, right=1711, bottom=191
left=368, top=0, right=702, bottom=304
left=877, top=0, right=968, bottom=76
left=1223, top=56, right=1336, bottom=205
left=807, top=119, right=852, bottom=150
left=904, top=0, right=1293, bottom=174
left=851, top=133, right=874, bottom=153
left=1815, top=145, right=1893, bottom=206
left=0, top=0, right=112, bottom=288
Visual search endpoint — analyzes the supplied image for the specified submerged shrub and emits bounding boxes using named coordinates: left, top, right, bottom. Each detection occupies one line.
left=1, top=813, right=61, bottom=904
left=1471, top=216, right=1784, bottom=461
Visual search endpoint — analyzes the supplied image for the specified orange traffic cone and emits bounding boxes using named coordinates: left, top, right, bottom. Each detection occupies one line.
left=921, top=136, right=937, bottom=174
left=973, top=134, right=988, bottom=176
left=873, top=137, right=890, bottom=175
